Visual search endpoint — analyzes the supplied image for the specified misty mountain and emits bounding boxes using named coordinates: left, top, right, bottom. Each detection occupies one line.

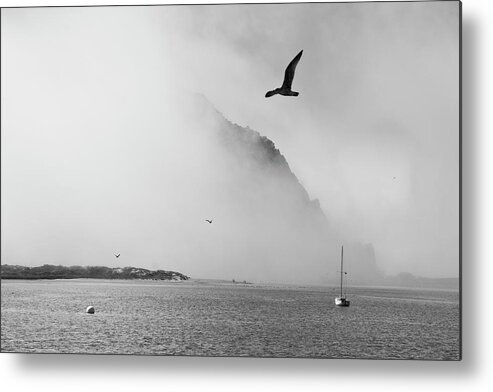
left=179, top=94, right=337, bottom=283
left=189, top=97, right=442, bottom=287
left=201, top=95, right=326, bottom=226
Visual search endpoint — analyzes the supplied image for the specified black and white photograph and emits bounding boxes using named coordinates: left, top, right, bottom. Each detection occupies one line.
left=1, top=1, right=460, bottom=361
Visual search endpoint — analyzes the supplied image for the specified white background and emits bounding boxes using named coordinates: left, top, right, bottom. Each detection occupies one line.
left=0, top=0, right=489, bottom=391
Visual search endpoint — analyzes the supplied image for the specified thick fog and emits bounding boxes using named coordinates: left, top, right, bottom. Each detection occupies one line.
left=1, top=3, right=459, bottom=282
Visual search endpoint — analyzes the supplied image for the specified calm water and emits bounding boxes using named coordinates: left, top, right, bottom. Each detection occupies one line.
left=0, top=279, right=460, bottom=360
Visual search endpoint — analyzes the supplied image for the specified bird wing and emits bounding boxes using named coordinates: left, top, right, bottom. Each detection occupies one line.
left=281, top=50, right=303, bottom=90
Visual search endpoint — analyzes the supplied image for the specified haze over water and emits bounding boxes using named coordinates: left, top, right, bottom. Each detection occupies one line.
left=1, top=3, right=460, bottom=282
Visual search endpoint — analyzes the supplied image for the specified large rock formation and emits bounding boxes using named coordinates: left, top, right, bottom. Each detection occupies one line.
left=179, top=95, right=337, bottom=283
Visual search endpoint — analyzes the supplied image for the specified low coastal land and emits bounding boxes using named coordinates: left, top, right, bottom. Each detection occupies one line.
left=0, top=264, right=189, bottom=281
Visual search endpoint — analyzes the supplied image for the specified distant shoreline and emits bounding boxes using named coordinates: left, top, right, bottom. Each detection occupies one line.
left=0, top=264, right=189, bottom=281
left=0, top=264, right=459, bottom=291
left=1, top=276, right=459, bottom=293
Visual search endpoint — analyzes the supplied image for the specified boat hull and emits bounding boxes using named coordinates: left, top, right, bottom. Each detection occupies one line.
left=334, top=297, right=350, bottom=307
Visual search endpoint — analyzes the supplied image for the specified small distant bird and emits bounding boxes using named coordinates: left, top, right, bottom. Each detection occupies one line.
left=205, top=220, right=213, bottom=224
left=115, top=254, right=120, bottom=258
left=265, top=50, right=303, bottom=98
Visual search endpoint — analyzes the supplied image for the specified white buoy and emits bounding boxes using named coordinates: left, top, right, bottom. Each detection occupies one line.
left=86, top=306, right=95, bottom=314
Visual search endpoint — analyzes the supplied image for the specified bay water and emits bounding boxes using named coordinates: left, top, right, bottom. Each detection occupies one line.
left=1, top=279, right=460, bottom=360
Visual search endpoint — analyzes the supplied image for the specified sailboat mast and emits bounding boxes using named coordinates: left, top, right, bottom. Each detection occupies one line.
left=340, top=246, right=344, bottom=297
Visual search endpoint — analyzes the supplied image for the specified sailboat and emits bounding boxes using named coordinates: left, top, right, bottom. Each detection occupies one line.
left=334, top=245, right=350, bottom=307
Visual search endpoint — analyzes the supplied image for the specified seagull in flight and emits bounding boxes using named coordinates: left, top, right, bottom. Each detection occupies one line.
left=114, top=254, right=120, bottom=258
left=205, top=219, right=213, bottom=224
left=265, top=50, right=303, bottom=98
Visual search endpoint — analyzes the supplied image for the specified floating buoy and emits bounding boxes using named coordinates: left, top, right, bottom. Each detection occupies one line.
left=86, top=306, right=95, bottom=314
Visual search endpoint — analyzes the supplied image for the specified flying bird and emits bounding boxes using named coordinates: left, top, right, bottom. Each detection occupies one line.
left=205, top=220, right=213, bottom=224
left=265, top=50, right=303, bottom=98
left=115, top=254, right=120, bottom=258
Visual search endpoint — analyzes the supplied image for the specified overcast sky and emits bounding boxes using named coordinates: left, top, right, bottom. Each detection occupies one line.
left=1, top=2, right=459, bottom=280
